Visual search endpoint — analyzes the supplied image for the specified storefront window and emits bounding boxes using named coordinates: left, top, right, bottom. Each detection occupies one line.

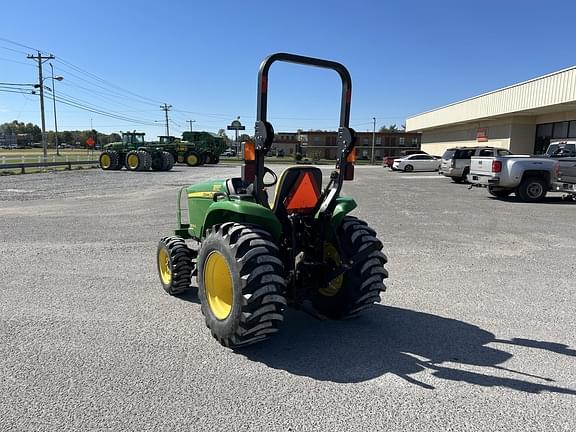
left=569, top=121, right=576, bottom=138
left=552, top=121, right=569, bottom=138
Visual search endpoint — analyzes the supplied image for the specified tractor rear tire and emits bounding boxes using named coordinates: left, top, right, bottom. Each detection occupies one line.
left=157, top=236, right=195, bottom=295
left=197, top=223, right=287, bottom=348
left=125, top=150, right=141, bottom=171
left=161, top=151, right=175, bottom=171
left=137, top=150, right=152, bottom=171
left=115, top=155, right=124, bottom=170
left=99, top=150, right=119, bottom=170
left=312, top=216, right=388, bottom=319
left=185, top=151, right=202, bottom=167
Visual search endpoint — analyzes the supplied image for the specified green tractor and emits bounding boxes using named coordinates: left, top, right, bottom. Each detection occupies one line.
left=181, top=131, right=228, bottom=165
left=99, top=132, right=175, bottom=172
left=155, top=133, right=226, bottom=167
left=156, top=53, right=388, bottom=348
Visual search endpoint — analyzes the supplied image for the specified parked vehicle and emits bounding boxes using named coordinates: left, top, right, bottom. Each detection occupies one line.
left=392, top=154, right=440, bottom=172
left=383, top=150, right=427, bottom=168
left=468, top=154, right=559, bottom=202
left=547, top=141, right=576, bottom=197
left=221, top=149, right=236, bottom=157
left=440, top=146, right=512, bottom=183
left=545, top=140, right=576, bottom=157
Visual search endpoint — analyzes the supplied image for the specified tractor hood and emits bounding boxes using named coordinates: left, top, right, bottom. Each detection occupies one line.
left=187, top=180, right=227, bottom=198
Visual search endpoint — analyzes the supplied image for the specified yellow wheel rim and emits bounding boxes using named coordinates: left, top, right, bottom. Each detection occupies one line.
left=100, top=154, right=111, bottom=168
left=187, top=154, right=198, bottom=165
left=127, top=154, right=139, bottom=169
left=204, top=251, right=233, bottom=320
left=319, top=242, right=343, bottom=297
left=177, top=156, right=184, bottom=163
left=158, top=248, right=172, bottom=285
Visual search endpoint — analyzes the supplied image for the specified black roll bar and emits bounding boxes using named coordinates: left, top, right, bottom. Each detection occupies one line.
left=251, top=53, right=356, bottom=210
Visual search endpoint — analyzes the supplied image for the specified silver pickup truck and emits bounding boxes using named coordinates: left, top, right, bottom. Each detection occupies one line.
left=467, top=155, right=559, bottom=201
left=548, top=141, right=576, bottom=197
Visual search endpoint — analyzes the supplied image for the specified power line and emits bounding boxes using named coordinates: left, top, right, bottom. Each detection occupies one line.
left=55, top=57, right=164, bottom=106
left=0, top=37, right=41, bottom=53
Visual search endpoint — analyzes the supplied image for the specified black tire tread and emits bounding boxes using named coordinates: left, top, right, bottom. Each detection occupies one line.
left=199, top=223, right=286, bottom=348
left=313, top=216, right=388, bottom=319
left=158, top=236, right=194, bottom=295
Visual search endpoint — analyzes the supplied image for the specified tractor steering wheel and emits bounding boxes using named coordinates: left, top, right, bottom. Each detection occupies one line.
left=263, top=167, right=278, bottom=188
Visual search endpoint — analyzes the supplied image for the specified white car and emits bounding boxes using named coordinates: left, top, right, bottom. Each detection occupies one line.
left=392, top=154, right=441, bottom=172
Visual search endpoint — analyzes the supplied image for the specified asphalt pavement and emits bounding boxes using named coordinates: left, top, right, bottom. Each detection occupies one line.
left=1, top=164, right=575, bottom=431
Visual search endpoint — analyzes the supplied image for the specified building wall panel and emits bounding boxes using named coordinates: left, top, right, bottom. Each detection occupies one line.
left=407, top=67, right=576, bottom=131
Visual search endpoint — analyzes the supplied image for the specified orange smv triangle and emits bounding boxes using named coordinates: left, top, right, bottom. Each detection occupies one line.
left=284, top=172, right=320, bottom=214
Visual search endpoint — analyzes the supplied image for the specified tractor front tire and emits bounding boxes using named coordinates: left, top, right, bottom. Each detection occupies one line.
left=203, top=153, right=213, bottom=164
left=157, top=236, right=194, bottom=295
left=198, top=223, right=287, bottom=348
left=210, top=154, right=220, bottom=164
left=312, top=216, right=388, bottom=319
left=99, top=150, right=119, bottom=170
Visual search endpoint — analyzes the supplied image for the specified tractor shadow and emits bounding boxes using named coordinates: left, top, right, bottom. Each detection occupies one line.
left=239, top=305, right=576, bottom=394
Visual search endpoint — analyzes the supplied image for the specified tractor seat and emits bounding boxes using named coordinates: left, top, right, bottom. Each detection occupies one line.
left=271, top=166, right=323, bottom=217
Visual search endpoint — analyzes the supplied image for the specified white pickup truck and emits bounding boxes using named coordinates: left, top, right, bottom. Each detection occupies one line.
left=467, top=155, right=559, bottom=201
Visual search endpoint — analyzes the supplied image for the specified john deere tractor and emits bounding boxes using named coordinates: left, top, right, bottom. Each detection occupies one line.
left=99, top=132, right=174, bottom=171
left=154, top=133, right=226, bottom=166
left=157, top=53, right=388, bottom=348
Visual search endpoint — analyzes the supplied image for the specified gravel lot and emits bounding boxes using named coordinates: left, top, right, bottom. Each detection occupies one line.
left=1, top=164, right=575, bottom=431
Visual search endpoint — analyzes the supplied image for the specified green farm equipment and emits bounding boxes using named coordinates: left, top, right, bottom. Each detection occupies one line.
left=156, top=53, right=388, bottom=348
left=99, top=132, right=174, bottom=171
left=181, top=131, right=227, bottom=165
left=154, top=133, right=227, bottom=166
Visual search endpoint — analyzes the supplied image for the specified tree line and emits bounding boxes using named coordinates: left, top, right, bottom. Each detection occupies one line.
left=0, top=120, right=121, bottom=147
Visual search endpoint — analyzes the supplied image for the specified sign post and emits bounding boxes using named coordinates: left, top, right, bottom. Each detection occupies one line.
left=227, top=117, right=245, bottom=156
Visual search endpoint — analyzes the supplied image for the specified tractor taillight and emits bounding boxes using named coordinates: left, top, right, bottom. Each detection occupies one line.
left=244, top=141, right=256, bottom=161
left=346, top=148, right=356, bottom=162
left=242, top=140, right=256, bottom=183
left=344, top=148, right=355, bottom=180
left=492, top=160, right=502, bottom=173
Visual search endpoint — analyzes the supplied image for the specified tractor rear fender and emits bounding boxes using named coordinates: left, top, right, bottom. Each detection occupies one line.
left=203, top=200, right=282, bottom=241
left=329, top=196, right=357, bottom=228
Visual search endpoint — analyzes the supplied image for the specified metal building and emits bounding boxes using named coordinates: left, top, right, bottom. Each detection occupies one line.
left=406, top=66, right=576, bottom=155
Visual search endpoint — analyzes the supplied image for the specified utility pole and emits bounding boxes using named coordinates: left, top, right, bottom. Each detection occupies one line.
left=186, top=120, right=196, bottom=132
left=371, top=117, right=376, bottom=164
left=28, top=51, right=55, bottom=160
left=160, top=103, right=172, bottom=136
left=49, top=63, right=63, bottom=156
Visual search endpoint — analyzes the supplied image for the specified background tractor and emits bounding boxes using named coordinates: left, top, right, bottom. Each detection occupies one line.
left=157, top=53, right=388, bottom=348
left=99, top=132, right=174, bottom=172
left=154, top=133, right=227, bottom=166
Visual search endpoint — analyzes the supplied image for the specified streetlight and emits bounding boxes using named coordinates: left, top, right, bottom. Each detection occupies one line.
left=49, top=63, right=64, bottom=156
left=371, top=117, right=376, bottom=164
